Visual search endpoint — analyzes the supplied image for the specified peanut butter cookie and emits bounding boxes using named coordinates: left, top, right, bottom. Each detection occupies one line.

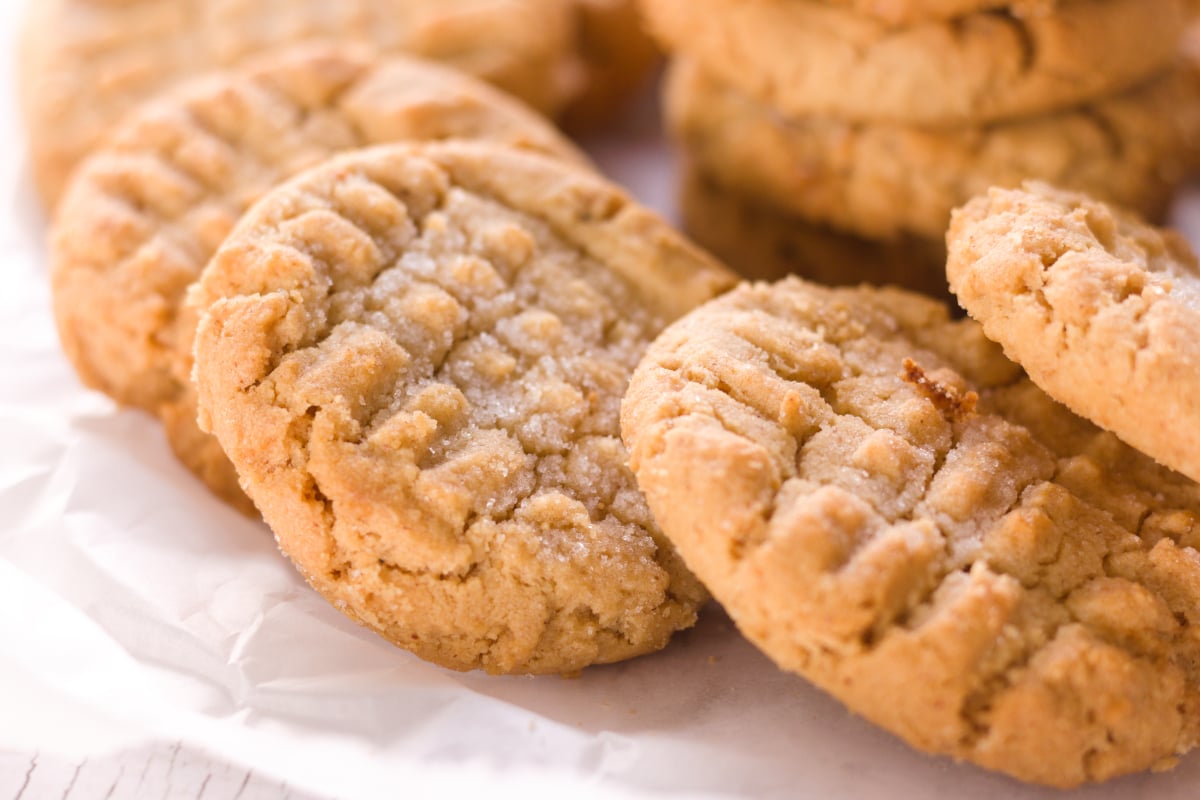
left=50, top=45, right=587, bottom=514
left=560, top=0, right=660, bottom=129
left=641, top=0, right=1187, bottom=126
left=622, top=278, right=1200, bottom=787
left=948, top=183, right=1200, bottom=485
left=21, top=0, right=591, bottom=206
left=667, top=58, right=1200, bottom=241
left=814, top=0, right=1057, bottom=26
left=191, top=141, right=736, bottom=673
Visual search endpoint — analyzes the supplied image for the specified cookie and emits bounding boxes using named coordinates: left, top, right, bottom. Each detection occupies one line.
left=190, top=141, right=737, bottom=673
left=947, top=183, right=1200, bottom=485
left=21, top=0, right=589, bottom=206
left=621, top=278, right=1200, bottom=786
left=50, top=45, right=588, bottom=515
left=679, top=166, right=950, bottom=301
left=812, top=0, right=1057, bottom=26
left=641, top=0, right=1187, bottom=126
left=667, top=58, right=1200, bottom=241
left=560, top=0, right=660, bottom=129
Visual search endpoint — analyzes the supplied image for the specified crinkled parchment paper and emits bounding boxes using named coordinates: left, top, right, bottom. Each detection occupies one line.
left=4, top=1, right=1200, bottom=796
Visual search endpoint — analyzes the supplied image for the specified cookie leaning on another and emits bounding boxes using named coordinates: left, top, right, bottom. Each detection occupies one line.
left=50, top=45, right=588, bottom=514
left=948, top=183, right=1200, bottom=485
left=640, top=0, right=1186, bottom=126
left=190, top=141, right=737, bottom=674
left=622, top=278, right=1200, bottom=787
left=668, top=58, right=1200, bottom=241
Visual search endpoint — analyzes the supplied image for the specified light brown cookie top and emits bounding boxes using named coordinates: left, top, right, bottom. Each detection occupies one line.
left=813, top=0, right=1056, bottom=26
left=947, top=183, right=1200, bottom=485
left=667, top=57, right=1200, bottom=241
left=190, top=141, right=737, bottom=674
left=50, top=45, right=587, bottom=514
left=641, top=0, right=1187, bottom=126
left=20, top=0, right=591, bottom=206
left=621, top=278, right=1200, bottom=787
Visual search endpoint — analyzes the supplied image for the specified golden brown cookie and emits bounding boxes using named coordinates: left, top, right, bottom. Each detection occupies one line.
left=191, top=141, right=737, bottom=673
left=948, top=183, right=1200, bottom=485
left=667, top=58, right=1200, bottom=241
left=813, top=0, right=1057, bottom=26
left=560, top=0, right=660, bottom=129
left=641, top=0, right=1187, bottom=126
left=50, top=45, right=588, bottom=514
left=20, top=0, right=587, bottom=206
left=679, top=166, right=950, bottom=300
left=622, top=278, right=1200, bottom=787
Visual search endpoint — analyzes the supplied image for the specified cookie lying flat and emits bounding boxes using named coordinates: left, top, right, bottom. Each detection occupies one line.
left=667, top=58, right=1200, bottom=241
left=679, top=166, right=949, bottom=300
left=948, top=183, right=1200, bottom=485
left=191, top=142, right=736, bottom=673
left=622, top=278, right=1200, bottom=786
left=51, top=45, right=587, bottom=514
left=641, top=0, right=1186, bottom=126
left=21, top=0, right=633, bottom=206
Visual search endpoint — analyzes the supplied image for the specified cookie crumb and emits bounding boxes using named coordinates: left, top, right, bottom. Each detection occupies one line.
left=901, top=358, right=978, bottom=422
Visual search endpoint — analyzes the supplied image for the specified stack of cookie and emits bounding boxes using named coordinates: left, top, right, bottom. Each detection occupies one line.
left=641, top=0, right=1200, bottom=296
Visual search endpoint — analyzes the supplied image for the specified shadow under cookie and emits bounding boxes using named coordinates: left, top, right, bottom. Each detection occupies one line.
left=679, top=166, right=952, bottom=303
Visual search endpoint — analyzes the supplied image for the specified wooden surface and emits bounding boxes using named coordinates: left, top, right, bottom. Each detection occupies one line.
left=0, top=744, right=328, bottom=800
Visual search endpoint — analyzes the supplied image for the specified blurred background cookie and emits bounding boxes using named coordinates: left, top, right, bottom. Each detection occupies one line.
left=669, top=58, right=1200, bottom=242
left=643, top=0, right=1200, bottom=296
left=21, top=0, right=656, bottom=206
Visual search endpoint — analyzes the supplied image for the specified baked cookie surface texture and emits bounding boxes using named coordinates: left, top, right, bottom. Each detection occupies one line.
left=191, top=141, right=736, bottom=674
left=667, top=58, right=1200, bottom=241
left=948, top=183, right=1200, bottom=485
left=50, top=46, right=587, bottom=514
left=640, top=0, right=1186, bottom=125
left=810, top=0, right=1056, bottom=26
left=621, top=278, right=1200, bottom=787
left=21, top=0, right=633, bottom=204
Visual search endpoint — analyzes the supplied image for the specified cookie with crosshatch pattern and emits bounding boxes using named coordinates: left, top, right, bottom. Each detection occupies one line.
left=191, top=141, right=736, bottom=673
left=622, top=277, right=1200, bottom=786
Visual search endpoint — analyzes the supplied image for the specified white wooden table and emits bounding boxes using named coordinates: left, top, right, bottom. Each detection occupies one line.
left=0, top=744, right=326, bottom=800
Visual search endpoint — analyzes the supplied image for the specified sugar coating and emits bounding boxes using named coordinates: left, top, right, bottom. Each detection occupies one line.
left=50, top=46, right=586, bottom=514
left=192, top=142, right=735, bottom=674
left=948, top=183, right=1200, bottom=485
left=622, top=278, right=1200, bottom=787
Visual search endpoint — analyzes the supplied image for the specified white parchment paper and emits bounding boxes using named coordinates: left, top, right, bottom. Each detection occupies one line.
left=4, top=1, right=1200, bottom=796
